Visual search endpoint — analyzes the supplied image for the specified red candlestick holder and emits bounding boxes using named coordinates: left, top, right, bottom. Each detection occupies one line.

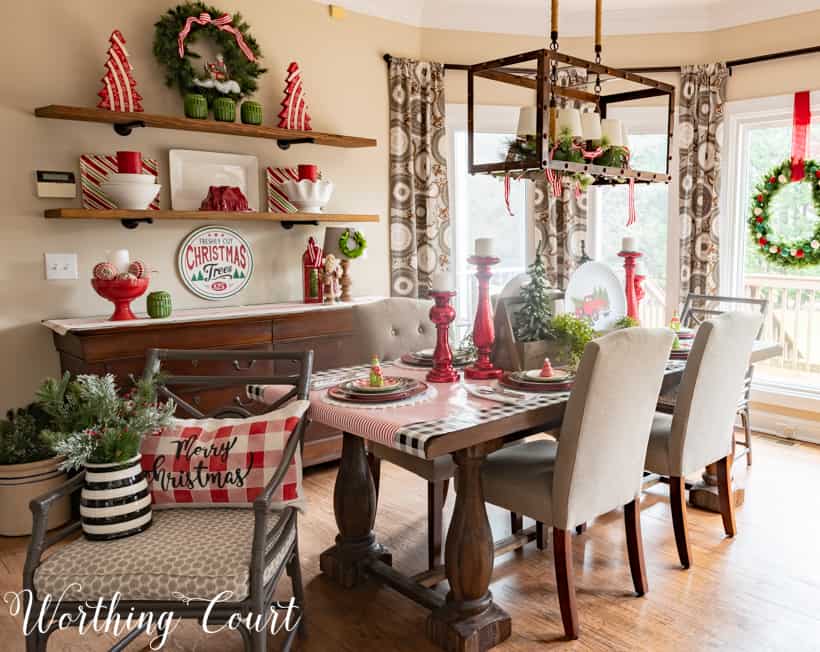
left=464, top=255, right=504, bottom=380
left=426, top=290, right=460, bottom=383
left=618, top=250, right=643, bottom=322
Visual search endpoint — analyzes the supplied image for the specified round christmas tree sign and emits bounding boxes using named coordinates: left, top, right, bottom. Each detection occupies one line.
left=177, top=226, right=253, bottom=300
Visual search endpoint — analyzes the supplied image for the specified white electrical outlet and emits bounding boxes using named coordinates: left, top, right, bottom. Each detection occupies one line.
left=45, top=253, right=79, bottom=280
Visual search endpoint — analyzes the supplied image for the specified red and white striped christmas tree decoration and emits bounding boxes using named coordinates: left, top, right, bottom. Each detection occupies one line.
left=97, top=29, right=143, bottom=113
left=277, top=62, right=312, bottom=131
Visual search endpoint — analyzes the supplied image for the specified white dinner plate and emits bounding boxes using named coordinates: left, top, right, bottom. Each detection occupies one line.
left=564, top=261, right=626, bottom=331
left=169, top=149, right=260, bottom=211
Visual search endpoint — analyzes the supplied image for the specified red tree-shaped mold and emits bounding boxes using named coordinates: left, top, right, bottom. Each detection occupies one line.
left=97, top=29, right=143, bottom=113
left=277, top=62, right=312, bottom=131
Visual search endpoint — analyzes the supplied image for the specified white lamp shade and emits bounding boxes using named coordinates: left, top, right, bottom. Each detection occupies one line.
left=517, top=106, right=538, bottom=137
left=556, top=108, right=583, bottom=138
left=581, top=112, right=602, bottom=141
left=601, top=118, right=623, bottom=146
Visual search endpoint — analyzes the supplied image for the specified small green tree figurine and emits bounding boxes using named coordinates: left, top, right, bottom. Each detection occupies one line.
left=513, top=242, right=554, bottom=342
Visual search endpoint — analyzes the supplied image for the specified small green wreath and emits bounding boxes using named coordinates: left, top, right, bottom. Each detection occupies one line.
left=339, top=229, right=367, bottom=259
left=749, top=159, right=820, bottom=267
left=153, top=2, right=266, bottom=106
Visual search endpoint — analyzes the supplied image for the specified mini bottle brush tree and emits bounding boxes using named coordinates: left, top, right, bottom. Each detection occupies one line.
left=513, top=242, right=553, bottom=342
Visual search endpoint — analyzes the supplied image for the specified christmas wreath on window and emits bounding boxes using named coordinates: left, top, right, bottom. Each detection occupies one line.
left=153, top=2, right=266, bottom=106
left=749, top=159, right=820, bottom=267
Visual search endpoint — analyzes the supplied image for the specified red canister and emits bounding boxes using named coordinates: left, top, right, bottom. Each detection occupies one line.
left=297, top=164, right=319, bottom=182
left=116, top=151, right=142, bottom=174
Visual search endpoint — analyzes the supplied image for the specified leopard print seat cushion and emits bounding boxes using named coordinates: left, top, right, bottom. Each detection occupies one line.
left=34, top=508, right=293, bottom=602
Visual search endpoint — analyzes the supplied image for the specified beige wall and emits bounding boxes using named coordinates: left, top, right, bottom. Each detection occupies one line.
left=3, top=1, right=820, bottom=411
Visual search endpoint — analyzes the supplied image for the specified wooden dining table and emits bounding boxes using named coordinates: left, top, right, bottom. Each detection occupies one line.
left=249, top=340, right=780, bottom=652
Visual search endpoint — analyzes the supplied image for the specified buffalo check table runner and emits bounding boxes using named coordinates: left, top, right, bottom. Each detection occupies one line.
left=247, top=361, right=686, bottom=460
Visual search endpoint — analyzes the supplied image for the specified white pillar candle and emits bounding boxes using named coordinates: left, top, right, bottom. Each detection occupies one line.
left=581, top=112, right=602, bottom=141
left=108, top=249, right=130, bottom=273
left=430, top=270, right=453, bottom=292
left=517, top=106, right=537, bottom=137
left=556, top=108, right=583, bottom=138
left=475, top=238, right=494, bottom=257
left=601, top=118, right=623, bottom=147
left=622, top=236, right=638, bottom=252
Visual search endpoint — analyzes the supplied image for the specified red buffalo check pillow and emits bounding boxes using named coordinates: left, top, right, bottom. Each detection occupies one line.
left=140, top=399, right=309, bottom=510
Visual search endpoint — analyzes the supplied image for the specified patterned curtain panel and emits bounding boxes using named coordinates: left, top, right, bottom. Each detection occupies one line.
left=389, top=58, right=450, bottom=299
left=533, top=69, right=588, bottom=290
left=678, top=63, right=729, bottom=303
left=533, top=180, right=588, bottom=290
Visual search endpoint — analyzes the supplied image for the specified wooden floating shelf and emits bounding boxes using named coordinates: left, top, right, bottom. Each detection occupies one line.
left=45, top=208, right=378, bottom=230
left=34, top=105, right=377, bottom=149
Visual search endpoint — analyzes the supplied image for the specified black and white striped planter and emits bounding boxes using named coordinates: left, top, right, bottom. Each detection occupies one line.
left=80, top=455, right=152, bottom=541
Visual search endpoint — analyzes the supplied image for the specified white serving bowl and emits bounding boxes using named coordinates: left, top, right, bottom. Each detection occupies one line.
left=101, top=182, right=161, bottom=210
left=282, top=179, right=334, bottom=213
left=108, top=173, right=155, bottom=185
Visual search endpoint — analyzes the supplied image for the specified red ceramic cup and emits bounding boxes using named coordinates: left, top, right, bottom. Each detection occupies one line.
left=116, top=151, right=143, bottom=174
left=298, top=164, right=319, bottom=182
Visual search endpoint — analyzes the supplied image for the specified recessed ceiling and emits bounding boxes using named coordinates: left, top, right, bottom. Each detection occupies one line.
left=326, top=0, right=820, bottom=36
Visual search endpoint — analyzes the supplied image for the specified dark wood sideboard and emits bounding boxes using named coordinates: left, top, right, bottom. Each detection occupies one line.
left=50, top=307, right=361, bottom=467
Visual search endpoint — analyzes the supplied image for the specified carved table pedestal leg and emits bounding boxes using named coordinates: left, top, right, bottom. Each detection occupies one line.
left=426, top=442, right=511, bottom=652
left=689, top=461, right=745, bottom=512
left=320, top=433, right=392, bottom=588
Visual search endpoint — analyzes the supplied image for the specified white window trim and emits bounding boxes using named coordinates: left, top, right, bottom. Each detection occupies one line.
left=720, top=92, right=820, bottom=416
left=445, top=104, right=537, bottom=263
left=587, top=105, right=679, bottom=320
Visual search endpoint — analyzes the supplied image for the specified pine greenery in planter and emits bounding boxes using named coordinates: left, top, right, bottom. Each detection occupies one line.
left=37, top=373, right=175, bottom=472
left=0, top=406, right=54, bottom=465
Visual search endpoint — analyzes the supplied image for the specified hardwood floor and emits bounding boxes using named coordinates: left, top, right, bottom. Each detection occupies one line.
left=2, top=433, right=819, bottom=651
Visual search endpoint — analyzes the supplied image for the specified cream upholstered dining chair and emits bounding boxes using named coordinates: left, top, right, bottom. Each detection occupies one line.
left=480, top=327, right=675, bottom=640
left=354, top=298, right=456, bottom=570
left=658, top=293, right=767, bottom=467
left=645, top=311, right=763, bottom=569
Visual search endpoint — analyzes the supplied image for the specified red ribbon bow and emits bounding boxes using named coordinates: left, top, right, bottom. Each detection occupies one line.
left=177, top=12, right=257, bottom=62
left=791, top=91, right=811, bottom=182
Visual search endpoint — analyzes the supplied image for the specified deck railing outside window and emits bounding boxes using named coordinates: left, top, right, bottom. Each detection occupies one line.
left=745, top=274, right=820, bottom=390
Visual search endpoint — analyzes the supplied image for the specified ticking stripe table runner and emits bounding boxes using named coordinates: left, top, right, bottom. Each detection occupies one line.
left=248, top=360, right=687, bottom=460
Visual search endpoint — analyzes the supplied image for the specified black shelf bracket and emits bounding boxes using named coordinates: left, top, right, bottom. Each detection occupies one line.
left=277, top=137, right=316, bottom=150
left=113, top=120, right=146, bottom=136
left=280, top=219, right=318, bottom=230
left=121, top=217, right=154, bottom=229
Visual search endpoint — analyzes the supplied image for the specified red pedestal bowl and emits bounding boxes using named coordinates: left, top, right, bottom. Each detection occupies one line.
left=91, top=277, right=149, bottom=321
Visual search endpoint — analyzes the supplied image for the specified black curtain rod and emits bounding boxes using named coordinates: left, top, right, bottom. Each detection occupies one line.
left=384, top=44, right=820, bottom=75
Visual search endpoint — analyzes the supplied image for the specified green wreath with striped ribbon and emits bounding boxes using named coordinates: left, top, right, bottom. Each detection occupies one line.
left=749, top=159, right=820, bottom=267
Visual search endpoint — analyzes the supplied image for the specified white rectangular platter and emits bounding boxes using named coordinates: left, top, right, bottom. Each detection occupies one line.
left=169, top=149, right=260, bottom=211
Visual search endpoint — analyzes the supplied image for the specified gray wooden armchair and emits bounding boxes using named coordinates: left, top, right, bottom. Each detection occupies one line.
left=23, top=349, right=313, bottom=652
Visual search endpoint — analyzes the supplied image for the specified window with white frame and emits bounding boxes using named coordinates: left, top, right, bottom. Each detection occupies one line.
left=587, top=106, right=677, bottom=327
left=722, top=93, right=820, bottom=396
left=446, top=105, right=530, bottom=337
